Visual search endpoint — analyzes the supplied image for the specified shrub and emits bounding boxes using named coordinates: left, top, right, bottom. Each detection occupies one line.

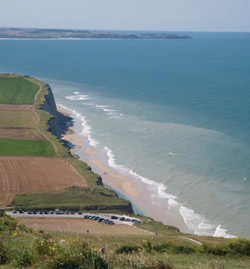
left=13, top=246, right=35, bottom=267
left=141, top=240, right=153, bottom=253
left=48, top=244, right=108, bottom=269
left=115, top=245, right=140, bottom=254
left=0, top=240, right=8, bottom=265
left=227, top=238, right=250, bottom=256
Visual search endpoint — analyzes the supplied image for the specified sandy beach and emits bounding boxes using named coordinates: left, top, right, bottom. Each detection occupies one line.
left=57, top=104, right=189, bottom=233
left=58, top=104, right=142, bottom=199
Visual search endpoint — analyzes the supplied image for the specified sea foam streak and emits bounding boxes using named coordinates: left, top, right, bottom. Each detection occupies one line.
left=59, top=103, right=234, bottom=238
left=59, top=104, right=99, bottom=147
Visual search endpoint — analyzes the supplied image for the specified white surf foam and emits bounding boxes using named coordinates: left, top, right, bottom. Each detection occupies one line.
left=65, top=94, right=90, bottom=101
left=214, top=225, right=235, bottom=238
left=58, top=104, right=99, bottom=147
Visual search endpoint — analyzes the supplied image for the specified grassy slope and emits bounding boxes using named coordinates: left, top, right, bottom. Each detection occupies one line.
left=0, top=214, right=250, bottom=269
left=0, top=77, right=39, bottom=104
left=0, top=138, right=54, bottom=156
left=14, top=186, right=131, bottom=213
left=0, top=111, right=36, bottom=128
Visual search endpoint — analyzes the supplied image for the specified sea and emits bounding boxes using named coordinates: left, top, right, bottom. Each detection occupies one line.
left=0, top=32, right=250, bottom=238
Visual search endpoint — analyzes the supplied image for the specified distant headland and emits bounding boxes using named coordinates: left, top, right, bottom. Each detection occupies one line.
left=0, top=27, right=192, bottom=40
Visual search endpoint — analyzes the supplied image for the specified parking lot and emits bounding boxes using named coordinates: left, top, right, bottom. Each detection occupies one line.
left=6, top=210, right=142, bottom=226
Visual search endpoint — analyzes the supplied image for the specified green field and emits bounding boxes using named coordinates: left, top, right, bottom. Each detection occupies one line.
left=0, top=111, right=36, bottom=128
left=0, top=138, right=54, bottom=156
left=14, top=186, right=132, bottom=213
left=0, top=77, right=39, bottom=104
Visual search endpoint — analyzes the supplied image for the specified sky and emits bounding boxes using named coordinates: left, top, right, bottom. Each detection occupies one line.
left=0, top=0, right=250, bottom=32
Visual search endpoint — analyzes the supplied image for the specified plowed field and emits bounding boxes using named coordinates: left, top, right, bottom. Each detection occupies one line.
left=0, top=156, right=86, bottom=207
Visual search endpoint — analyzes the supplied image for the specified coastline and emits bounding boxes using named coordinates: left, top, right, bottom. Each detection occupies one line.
left=57, top=104, right=190, bottom=234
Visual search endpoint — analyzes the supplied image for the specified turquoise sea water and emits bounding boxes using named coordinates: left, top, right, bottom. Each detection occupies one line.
left=0, top=33, right=250, bottom=237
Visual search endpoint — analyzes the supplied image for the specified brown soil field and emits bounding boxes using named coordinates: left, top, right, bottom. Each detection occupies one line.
left=0, top=104, right=33, bottom=111
left=0, top=111, right=36, bottom=128
left=17, top=218, right=153, bottom=235
left=0, top=156, right=86, bottom=207
left=0, top=127, right=44, bottom=140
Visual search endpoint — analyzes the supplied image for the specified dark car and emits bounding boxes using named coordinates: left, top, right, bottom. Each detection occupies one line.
left=108, top=220, right=114, bottom=225
left=39, top=211, right=43, bottom=215
left=49, top=211, right=54, bottom=214
left=12, top=210, right=17, bottom=214
left=33, top=211, right=37, bottom=214
left=65, top=211, right=69, bottom=215
left=98, top=218, right=104, bottom=222
left=119, top=217, right=125, bottom=221
left=44, top=210, right=48, bottom=214
left=84, top=215, right=89, bottom=219
left=27, top=210, right=32, bottom=214
left=70, top=211, right=75, bottom=215
left=78, top=211, right=82, bottom=215
left=18, top=210, right=24, bottom=214
left=111, top=216, right=118, bottom=220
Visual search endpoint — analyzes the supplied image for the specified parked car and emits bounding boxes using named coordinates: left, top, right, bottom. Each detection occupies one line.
left=33, top=211, right=37, bottom=214
left=78, top=211, right=82, bottom=215
left=111, top=216, right=118, bottom=220
left=84, top=215, right=89, bottom=219
left=39, top=211, right=43, bottom=215
left=27, top=210, right=32, bottom=214
left=44, top=210, right=48, bottom=215
left=12, top=210, right=17, bottom=214
left=49, top=211, right=54, bottom=214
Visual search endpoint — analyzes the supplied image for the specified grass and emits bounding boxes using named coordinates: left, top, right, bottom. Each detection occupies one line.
left=1, top=213, right=250, bottom=269
left=0, top=77, right=39, bottom=104
left=13, top=186, right=132, bottom=213
left=0, top=138, right=54, bottom=156
left=0, top=111, right=36, bottom=128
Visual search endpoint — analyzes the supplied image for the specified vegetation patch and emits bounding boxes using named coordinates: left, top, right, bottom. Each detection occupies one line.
left=14, top=186, right=132, bottom=213
left=0, top=138, right=54, bottom=156
left=0, top=110, right=36, bottom=128
left=0, top=77, right=39, bottom=104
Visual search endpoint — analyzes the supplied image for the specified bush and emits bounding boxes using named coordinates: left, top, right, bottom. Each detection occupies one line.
left=0, top=240, right=8, bottom=265
left=115, top=245, right=140, bottom=254
left=13, top=246, right=35, bottom=267
left=48, top=244, right=108, bottom=269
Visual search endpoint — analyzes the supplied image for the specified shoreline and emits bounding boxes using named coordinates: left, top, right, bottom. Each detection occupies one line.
left=57, top=104, right=235, bottom=239
left=57, top=104, right=190, bottom=234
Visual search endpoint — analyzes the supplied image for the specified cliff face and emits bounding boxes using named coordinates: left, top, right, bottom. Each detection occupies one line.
left=42, top=86, right=73, bottom=139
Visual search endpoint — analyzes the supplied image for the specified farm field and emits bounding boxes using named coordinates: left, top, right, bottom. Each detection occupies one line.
left=0, top=110, right=36, bottom=128
left=0, top=156, right=86, bottom=207
left=0, top=127, right=43, bottom=140
left=17, top=217, right=152, bottom=235
left=0, top=138, right=54, bottom=156
left=0, top=77, right=39, bottom=104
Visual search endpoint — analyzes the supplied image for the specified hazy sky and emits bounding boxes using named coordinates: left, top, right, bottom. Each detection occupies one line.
left=0, top=0, right=250, bottom=32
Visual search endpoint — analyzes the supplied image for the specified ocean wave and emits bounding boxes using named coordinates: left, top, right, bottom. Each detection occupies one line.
left=58, top=104, right=99, bottom=147
left=65, top=94, right=90, bottom=101
left=104, top=145, right=234, bottom=238
left=214, top=225, right=235, bottom=238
